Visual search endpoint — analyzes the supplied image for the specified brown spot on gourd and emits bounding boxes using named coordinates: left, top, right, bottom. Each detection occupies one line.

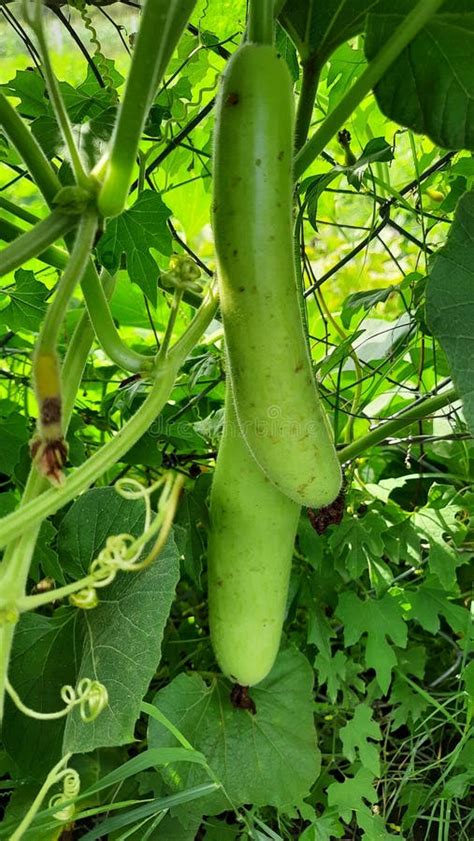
left=278, top=150, right=285, bottom=160
left=239, top=286, right=245, bottom=292
left=294, top=361, right=304, bottom=373
left=226, top=92, right=239, bottom=106
left=255, top=158, right=261, bottom=166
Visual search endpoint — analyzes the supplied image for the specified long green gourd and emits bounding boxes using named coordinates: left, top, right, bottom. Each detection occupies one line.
left=208, top=386, right=301, bottom=687
left=212, top=43, right=342, bottom=508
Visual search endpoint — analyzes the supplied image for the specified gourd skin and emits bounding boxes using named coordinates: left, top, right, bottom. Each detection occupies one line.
left=212, top=43, right=342, bottom=509
left=208, top=389, right=300, bottom=686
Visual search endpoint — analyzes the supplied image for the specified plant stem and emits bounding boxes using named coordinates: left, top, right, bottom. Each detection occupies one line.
left=96, top=0, right=197, bottom=218
left=9, top=753, right=73, bottom=841
left=247, top=0, right=274, bottom=44
left=338, top=388, right=458, bottom=463
left=0, top=211, right=151, bottom=372
left=25, top=1, right=88, bottom=186
left=158, top=289, right=183, bottom=359
left=294, top=0, right=446, bottom=179
left=0, top=194, right=41, bottom=225
left=0, top=285, right=218, bottom=550
left=0, top=215, right=68, bottom=272
left=0, top=210, right=74, bottom=278
left=80, top=266, right=153, bottom=373
left=0, top=92, right=60, bottom=205
left=36, top=211, right=98, bottom=353
left=0, top=276, right=115, bottom=724
left=294, top=55, right=321, bottom=151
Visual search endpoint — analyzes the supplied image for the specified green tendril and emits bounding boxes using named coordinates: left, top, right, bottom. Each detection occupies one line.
left=6, top=675, right=108, bottom=722
left=49, top=766, right=80, bottom=821
left=69, top=472, right=184, bottom=608
left=70, top=0, right=117, bottom=99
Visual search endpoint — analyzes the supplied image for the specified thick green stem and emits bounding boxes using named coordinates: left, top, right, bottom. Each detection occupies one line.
left=294, top=0, right=446, bottom=180
left=0, top=90, right=154, bottom=371
left=0, top=216, right=68, bottom=272
left=0, top=92, right=60, bottom=205
left=0, top=285, right=218, bottom=550
left=25, top=1, right=88, bottom=186
left=0, top=210, right=75, bottom=278
left=338, top=388, right=458, bottom=463
left=247, top=0, right=274, bottom=44
left=0, top=194, right=41, bottom=225
left=97, top=0, right=197, bottom=218
left=294, top=55, right=321, bottom=150
left=36, top=211, right=98, bottom=353
left=80, top=266, right=153, bottom=373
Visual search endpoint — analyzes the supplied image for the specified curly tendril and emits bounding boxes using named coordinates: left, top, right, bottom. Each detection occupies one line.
left=49, top=766, right=80, bottom=821
left=70, top=472, right=184, bottom=608
left=5, top=676, right=108, bottom=722
left=69, top=0, right=117, bottom=99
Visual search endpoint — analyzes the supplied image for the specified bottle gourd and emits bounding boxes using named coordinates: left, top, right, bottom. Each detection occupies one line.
left=212, top=43, right=341, bottom=509
left=208, top=387, right=300, bottom=687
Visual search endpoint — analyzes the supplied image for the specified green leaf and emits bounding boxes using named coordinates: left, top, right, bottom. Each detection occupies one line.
left=56, top=489, right=180, bottom=754
left=279, top=0, right=389, bottom=63
left=337, top=592, right=407, bottom=693
left=63, top=533, right=180, bottom=754
left=404, top=583, right=473, bottom=638
left=341, top=286, right=396, bottom=329
left=57, top=486, right=147, bottom=579
left=327, top=766, right=377, bottom=823
left=365, top=2, right=474, bottom=151
left=412, top=499, right=468, bottom=591
left=339, top=703, right=382, bottom=775
left=1, top=269, right=48, bottom=332
left=314, top=650, right=348, bottom=703
left=300, top=809, right=344, bottom=841
left=96, top=191, right=173, bottom=306
left=3, top=610, right=77, bottom=779
left=1, top=69, right=48, bottom=116
left=426, top=190, right=474, bottom=433
left=328, top=511, right=386, bottom=579
left=148, top=648, right=320, bottom=815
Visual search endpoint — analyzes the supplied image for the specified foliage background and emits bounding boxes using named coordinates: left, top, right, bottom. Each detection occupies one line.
left=0, top=1, right=472, bottom=839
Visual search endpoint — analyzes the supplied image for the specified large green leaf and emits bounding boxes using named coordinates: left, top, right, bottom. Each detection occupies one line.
left=366, top=1, right=474, bottom=150
left=4, top=489, right=180, bottom=776
left=148, top=648, right=320, bottom=815
left=63, top=533, right=180, bottom=754
left=279, top=0, right=388, bottom=63
left=426, top=190, right=474, bottom=432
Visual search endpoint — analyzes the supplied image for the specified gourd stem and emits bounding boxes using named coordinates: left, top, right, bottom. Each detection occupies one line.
left=36, top=210, right=98, bottom=353
left=0, top=88, right=148, bottom=372
left=247, top=0, right=274, bottom=45
left=0, top=274, right=115, bottom=724
left=0, top=215, right=69, bottom=272
left=0, top=210, right=75, bottom=278
left=338, top=388, right=458, bottom=463
left=25, top=1, right=89, bottom=186
left=80, top=265, right=153, bottom=372
left=294, top=0, right=446, bottom=179
left=0, top=91, right=60, bottom=205
left=294, top=55, right=321, bottom=151
left=0, top=285, right=218, bottom=550
left=96, top=0, right=197, bottom=218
